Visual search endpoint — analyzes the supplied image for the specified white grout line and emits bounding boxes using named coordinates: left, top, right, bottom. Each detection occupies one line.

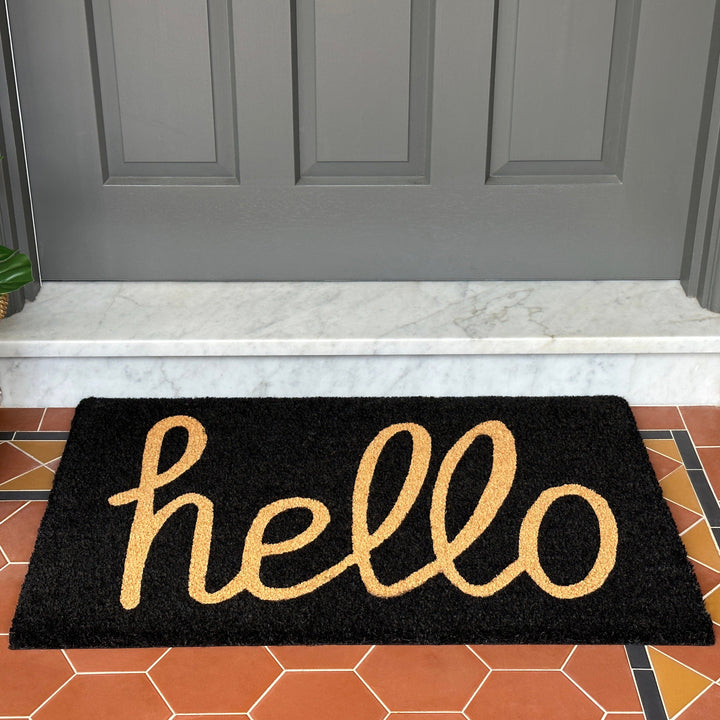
left=145, top=670, right=175, bottom=716
left=646, top=646, right=716, bottom=685
left=623, top=646, right=647, bottom=719
left=28, top=673, right=75, bottom=718
left=353, top=644, right=375, bottom=670
left=679, top=517, right=705, bottom=536
left=665, top=681, right=715, bottom=720
left=353, top=667, right=390, bottom=715
left=560, top=645, right=578, bottom=671
left=561, top=667, right=606, bottom=713
left=263, top=645, right=285, bottom=670
left=145, top=647, right=172, bottom=672
left=0, top=501, right=30, bottom=526
left=461, top=664, right=492, bottom=714
left=246, top=668, right=286, bottom=718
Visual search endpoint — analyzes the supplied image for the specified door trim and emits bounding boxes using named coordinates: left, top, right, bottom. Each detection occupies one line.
left=681, top=0, right=720, bottom=311
left=0, top=0, right=40, bottom=317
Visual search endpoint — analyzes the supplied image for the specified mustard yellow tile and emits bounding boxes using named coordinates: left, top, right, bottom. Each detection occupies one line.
left=648, top=647, right=712, bottom=718
left=12, top=440, right=66, bottom=464
left=660, top=466, right=703, bottom=514
left=704, top=586, right=720, bottom=624
left=682, top=521, right=720, bottom=573
left=644, top=439, right=683, bottom=463
left=0, top=466, right=54, bottom=490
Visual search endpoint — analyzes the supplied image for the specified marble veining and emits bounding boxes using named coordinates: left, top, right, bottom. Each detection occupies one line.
left=0, top=280, right=719, bottom=357
left=1, top=354, right=718, bottom=406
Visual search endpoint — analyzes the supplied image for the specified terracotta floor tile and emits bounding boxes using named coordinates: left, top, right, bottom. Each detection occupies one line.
left=387, top=715, right=464, bottom=720
left=644, top=438, right=683, bottom=462
left=0, top=501, right=46, bottom=562
left=177, top=716, right=248, bottom=720
left=0, top=466, right=55, bottom=491
left=0, top=408, right=44, bottom=432
left=150, top=646, right=281, bottom=714
left=0, top=442, right=41, bottom=484
left=648, top=449, right=682, bottom=483
left=698, top=447, right=720, bottom=499
left=465, top=671, right=602, bottom=720
left=675, top=683, right=720, bottom=720
left=269, top=645, right=371, bottom=669
left=357, top=646, right=488, bottom=711
left=661, top=467, right=703, bottom=513
left=632, top=406, right=684, bottom=430
left=564, top=646, right=642, bottom=712
left=65, top=647, right=168, bottom=673
left=252, top=671, right=385, bottom=720
left=0, top=563, right=27, bottom=633
left=0, top=501, right=24, bottom=522
left=33, top=673, right=170, bottom=720
left=690, top=559, right=720, bottom=596
left=666, top=500, right=703, bottom=534
left=0, top=635, right=73, bottom=717
left=681, top=521, right=720, bottom=573
left=704, top=585, right=720, bottom=622
left=680, top=407, right=720, bottom=447
left=13, top=440, right=66, bottom=464
left=647, top=647, right=713, bottom=718
left=39, top=407, right=75, bottom=432
left=654, top=623, right=720, bottom=682
left=46, top=457, right=62, bottom=473
left=470, top=644, right=573, bottom=669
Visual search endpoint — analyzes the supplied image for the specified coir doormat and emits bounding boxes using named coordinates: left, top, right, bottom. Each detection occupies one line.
left=11, top=396, right=714, bottom=648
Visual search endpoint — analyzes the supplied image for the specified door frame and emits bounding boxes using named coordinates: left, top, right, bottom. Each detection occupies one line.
left=0, top=0, right=40, bottom=317
left=2, top=0, right=719, bottom=311
left=682, top=0, right=720, bottom=312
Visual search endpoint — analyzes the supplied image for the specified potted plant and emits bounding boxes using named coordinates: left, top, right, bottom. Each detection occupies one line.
left=0, top=245, right=33, bottom=319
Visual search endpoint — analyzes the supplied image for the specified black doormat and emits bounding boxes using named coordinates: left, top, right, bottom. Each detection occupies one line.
left=11, top=396, right=714, bottom=649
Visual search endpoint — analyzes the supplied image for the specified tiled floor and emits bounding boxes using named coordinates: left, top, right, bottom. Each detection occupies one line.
left=0, top=406, right=719, bottom=720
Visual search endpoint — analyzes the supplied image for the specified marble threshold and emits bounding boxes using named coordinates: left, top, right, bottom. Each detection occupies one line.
left=0, top=280, right=718, bottom=406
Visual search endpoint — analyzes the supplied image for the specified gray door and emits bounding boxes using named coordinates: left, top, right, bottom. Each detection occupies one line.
left=7, top=0, right=716, bottom=280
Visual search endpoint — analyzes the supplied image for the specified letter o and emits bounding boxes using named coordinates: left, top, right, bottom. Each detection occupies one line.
left=518, top=484, right=618, bottom=599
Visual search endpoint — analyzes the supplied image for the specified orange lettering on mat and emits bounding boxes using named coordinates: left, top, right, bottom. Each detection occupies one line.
left=109, top=414, right=618, bottom=608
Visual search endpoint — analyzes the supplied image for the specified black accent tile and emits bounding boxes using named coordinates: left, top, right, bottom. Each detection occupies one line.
left=713, top=526, right=720, bottom=547
left=0, top=432, right=14, bottom=440
left=12, top=431, right=69, bottom=441
left=640, top=430, right=674, bottom=440
left=625, top=644, right=651, bottom=669
left=688, top=469, right=720, bottom=527
left=633, top=668, right=669, bottom=720
left=0, top=490, right=51, bottom=500
left=673, top=430, right=703, bottom=470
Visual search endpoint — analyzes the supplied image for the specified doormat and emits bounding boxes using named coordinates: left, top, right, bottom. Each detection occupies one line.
left=11, top=396, right=714, bottom=649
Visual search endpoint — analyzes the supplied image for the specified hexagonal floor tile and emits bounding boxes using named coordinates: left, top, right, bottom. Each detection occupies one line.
left=269, top=645, right=371, bottom=669
left=33, top=674, right=170, bottom=720
left=466, top=671, right=603, bottom=720
left=0, top=635, right=73, bottom=717
left=0, top=563, right=28, bottom=633
left=358, top=646, right=488, bottom=711
left=470, top=644, right=573, bottom=669
left=563, top=646, right=641, bottom=712
left=150, top=646, right=281, bottom=714
left=251, top=670, right=385, bottom=720
left=65, top=647, right=169, bottom=673
left=0, top=501, right=46, bottom=561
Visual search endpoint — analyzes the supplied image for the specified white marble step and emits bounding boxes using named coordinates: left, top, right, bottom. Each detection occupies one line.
left=0, top=281, right=718, bottom=405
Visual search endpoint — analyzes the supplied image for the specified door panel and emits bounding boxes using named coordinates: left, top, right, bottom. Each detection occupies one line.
left=8, top=0, right=715, bottom=280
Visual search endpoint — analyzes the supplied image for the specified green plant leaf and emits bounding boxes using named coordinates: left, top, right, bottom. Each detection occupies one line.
left=0, top=247, right=33, bottom=293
